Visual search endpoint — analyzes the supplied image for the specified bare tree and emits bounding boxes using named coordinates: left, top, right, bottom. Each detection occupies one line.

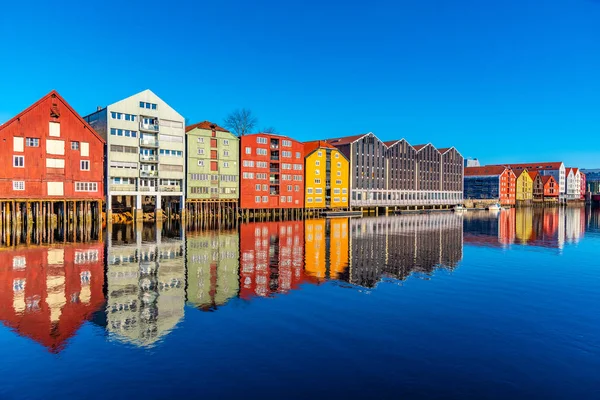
left=223, top=108, right=258, bottom=137
left=261, top=126, right=278, bottom=134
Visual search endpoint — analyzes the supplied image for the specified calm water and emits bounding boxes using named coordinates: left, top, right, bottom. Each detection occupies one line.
left=1, top=207, right=599, bottom=399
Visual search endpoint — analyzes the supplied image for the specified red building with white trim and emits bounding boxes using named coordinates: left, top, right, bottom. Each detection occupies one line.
left=0, top=91, right=105, bottom=201
left=239, top=133, right=304, bottom=210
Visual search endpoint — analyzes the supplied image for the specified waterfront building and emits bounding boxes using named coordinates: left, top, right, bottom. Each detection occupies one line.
left=239, top=133, right=304, bottom=213
left=0, top=242, right=104, bottom=353
left=488, top=162, right=566, bottom=201
left=530, top=172, right=558, bottom=202
left=464, top=166, right=516, bottom=206
left=186, top=230, right=239, bottom=310
left=84, top=89, right=185, bottom=220
left=325, top=133, right=463, bottom=209
left=565, top=168, right=581, bottom=201
left=0, top=90, right=104, bottom=226
left=464, top=158, right=480, bottom=167
left=580, top=172, right=587, bottom=200
left=581, top=169, right=600, bottom=194
left=185, top=121, right=239, bottom=218
left=303, top=140, right=349, bottom=210
left=515, top=169, right=534, bottom=204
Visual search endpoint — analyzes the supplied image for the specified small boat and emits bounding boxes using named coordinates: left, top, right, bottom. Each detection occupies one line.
left=486, top=203, right=502, bottom=211
left=453, top=205, right=466, bottom=212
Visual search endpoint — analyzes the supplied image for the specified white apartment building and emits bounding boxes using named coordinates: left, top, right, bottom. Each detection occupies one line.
left=84, top=90, right=185, bottom=217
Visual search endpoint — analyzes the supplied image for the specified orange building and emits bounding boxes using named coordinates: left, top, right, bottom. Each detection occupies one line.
left=0, top=243, right=105, bottom=352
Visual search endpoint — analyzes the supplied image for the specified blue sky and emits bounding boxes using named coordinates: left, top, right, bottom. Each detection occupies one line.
left=1, top=0, right=599, bottom=167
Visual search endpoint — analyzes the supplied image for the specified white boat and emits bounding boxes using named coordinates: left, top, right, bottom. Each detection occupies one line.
left=486, top=203, right=502, bottom=211
left=453, top=205, right=466, bottom=212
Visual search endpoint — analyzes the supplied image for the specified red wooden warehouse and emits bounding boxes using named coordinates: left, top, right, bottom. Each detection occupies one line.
left=0, top=90, right=105, bottom=232
left=239, top=133, right=304, bottom=214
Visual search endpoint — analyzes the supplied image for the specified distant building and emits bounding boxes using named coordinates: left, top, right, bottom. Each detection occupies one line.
left=303, top=140, right=349, bottom=210
left=515, top=169, right=534, bottom=203
left=464, top=166, right=516, bottom=205
left=464, top=158, right=480, bottom=167
left=565, top=168, right=582, bottom=201
left=487, top=162, right=566, bottom=201
left=84, top=89, right=185, bottom=219
left=581, top=169, right=600, bottom=194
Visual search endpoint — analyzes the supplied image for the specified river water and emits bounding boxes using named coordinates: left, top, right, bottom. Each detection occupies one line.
left=0, top=207, right=599, bottom=399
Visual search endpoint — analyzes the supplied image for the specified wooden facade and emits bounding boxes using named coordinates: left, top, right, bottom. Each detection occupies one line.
left=464, top=166, right=516, bottom=206
left=303, top=141, right=349, bottom=211
left=239, top=133, right=304, bottom=212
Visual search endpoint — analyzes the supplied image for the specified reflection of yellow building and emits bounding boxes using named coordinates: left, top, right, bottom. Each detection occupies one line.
left=305, top=219, right=326, bottom=279
left=304, top=218, right=349, bottom=280
left=186, top=231, right=239, bottom=310
left=515, top=207, right=533, bottom=243
left=304, top=141, right=349, bottom=209
left=516, top=169, right=533, bottom=202
left=329, top=218, right=349, bottom=279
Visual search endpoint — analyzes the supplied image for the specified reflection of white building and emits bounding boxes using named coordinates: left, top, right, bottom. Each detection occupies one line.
left=105, top=228, right=185, bottom=347
left=564, top=207, right=585, bottom=245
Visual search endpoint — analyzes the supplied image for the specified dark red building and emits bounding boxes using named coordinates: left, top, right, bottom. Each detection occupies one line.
left=240, top=133, right=304, bottom=210
left=0, top=243, right=105, bottom=352
left=0, top=90, right=105, bottom=201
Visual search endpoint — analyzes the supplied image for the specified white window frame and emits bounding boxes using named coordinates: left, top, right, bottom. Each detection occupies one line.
left=12, top=181, right=25, bottom=191
left=13, top=155, right=24, bottom=168
left=80, top=160, right=90, bottom=171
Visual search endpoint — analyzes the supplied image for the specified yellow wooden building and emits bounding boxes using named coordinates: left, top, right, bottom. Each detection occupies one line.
left=304, top=141, right=349, bottom=210
left=516, top=169, right=534, bottom=203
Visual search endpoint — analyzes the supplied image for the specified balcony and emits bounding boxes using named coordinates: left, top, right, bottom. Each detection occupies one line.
left=140, top=139, right=159, bottom=148
left=140, top=154, right=158, bottom=162
left=270, top=168, right=279, bottom=173
left=270, top=156, right=280, bottom=161
left=269, top=179, right=280, bottom=185
left=140, top=122, right=159, bottom=132
left=139, top=186, right=156, bottom=192
left=270, top=144, right=279, bottom=149
left=159, top=185, right=181, bottom=193
left=140, top=170, right=158, bottom=177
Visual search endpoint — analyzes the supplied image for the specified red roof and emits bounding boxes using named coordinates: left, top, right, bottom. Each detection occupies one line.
left=541, top=175, right=555, bottom=184
left=304, top=140, right=335, bottom=155
left=186, top=121, right=230, bottom=133
left=384, top=139, right=402, bottom=147
left=325, top=133, right=370, bottom=146
left=488, top=162, right=564, bottom=171
left=412, top=144, right=428, bottom=151
left=528, top=171, right=540, bottom=181
left=465, top=166, right=508, bottom=177
left=0, top=90, right=105, bottom=144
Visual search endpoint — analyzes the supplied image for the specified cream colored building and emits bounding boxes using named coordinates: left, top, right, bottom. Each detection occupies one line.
left=84, top=89, right=185, bottom=217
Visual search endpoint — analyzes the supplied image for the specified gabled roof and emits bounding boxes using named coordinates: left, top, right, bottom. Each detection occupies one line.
left=186, top=121, right=230, bottom=133
left=488, top=162, right=564, bottom=170
left=541, top=175, right=555, bottom=184
left=412, top=144, right=428, bottom=151
left=528, top=171, right=540, bottom=181
left=325, top=133, right=371, bottom=146
left=384, top=139, right=403, bottom=147
left=303, top=140, right=348, bottom=161
left=465, top=166, right=508, bottom=177
left=0, top=90, right=105, bottom=143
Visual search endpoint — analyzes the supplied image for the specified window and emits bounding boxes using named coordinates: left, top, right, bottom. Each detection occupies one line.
left=256, top=184, right=261, bottom=190
left=26, top=138, right=39, bottom=147
left=262, top=196, right=268, bottom=202
left=256, top=137, right=267, bottom=144
left=13, top=181, right=24, bottom=191
left=316, top=188, right=323, bottom=194
left=263, top=184, right=268, bottom=191
left=71, top=141, right=80, bottom=150
left=333, top=188, right=340, bottom=194
left=223, top=139, right=229, bottom=146
left=81, top=160, right=90, bottom=171
left=287, top=196, right=292, bottom=202
left=256, top=148, right=267, bottom=156
left=337, top=162, right=341, bottom=168
left=197, top=137, right=204, bottom=143
left=295, top=152, right=301, bottom=158
left=223, top=162, right=229, bottom=168
left=337, top=171, right=341, bottom=176
left=336, top=179, right=342, bottom=185
left=295, top=185, right=299, bottom=192
left=307, top=198, right=313, bottom=203
left=13, top=156, right=24, bottom=168
left=198, top=149, right=205, bottom=155
left=198, top=160, right=204, bottom=167
left=140, top=101, right=157, bottom=109
left=335, top=153, right=339, bottom=158
left=282, top=139, right=292, bottom=147
left=287, top=185, right=292, bottom=191
left=307, top=188, right=313, bottom=194
left=281, top=196, right=286, bottom=203
left=315, top=160, right=320, bottom=166
left=75, top=182, right=98, bottom=192
left=223, top=150, right=229, bottom=157
left=256, top=196, right=261, bottom=203
left=314, top=178, right=321, bottom=184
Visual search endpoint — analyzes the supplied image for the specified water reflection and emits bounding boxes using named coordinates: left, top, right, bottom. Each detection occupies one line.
left=0, top=207, right=596, bottom=352
left=464, top=207, right=588, bottom=250
left=186, top=230, right=239, bottom=310
left=99, top=223, right=186, bottom=347
left=0, top=242, right=104, bottom=352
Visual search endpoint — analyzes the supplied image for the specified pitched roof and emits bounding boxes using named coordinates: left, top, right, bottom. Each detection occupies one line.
left=304, top=140, right=335, bottom=155
left=325, top=133, right=370, bottom=146
left=528, top=171, right=540, bottom=181
left=0, top=90, right=105, bottom=143
left=541, top=175, right=555, bottom=184
left=384, top=139, right=402, bottom=147
left=465, top=166, right=508, bottom=177
left=488, top=162, right=564, bottom=171
left=412, top=144, right=428, bottom=151
left=186, top=121, right=229, bottom=133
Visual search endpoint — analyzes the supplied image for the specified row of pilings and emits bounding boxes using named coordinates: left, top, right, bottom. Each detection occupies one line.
left=0, top=200, right=103, bottom=246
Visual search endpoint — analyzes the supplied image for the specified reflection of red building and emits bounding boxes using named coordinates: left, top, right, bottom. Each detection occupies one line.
left=239, top=221, right=311, bottom=300
left=0, top=243, right=104, bottom=352
left=498, top=208, right=516, bottom=245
